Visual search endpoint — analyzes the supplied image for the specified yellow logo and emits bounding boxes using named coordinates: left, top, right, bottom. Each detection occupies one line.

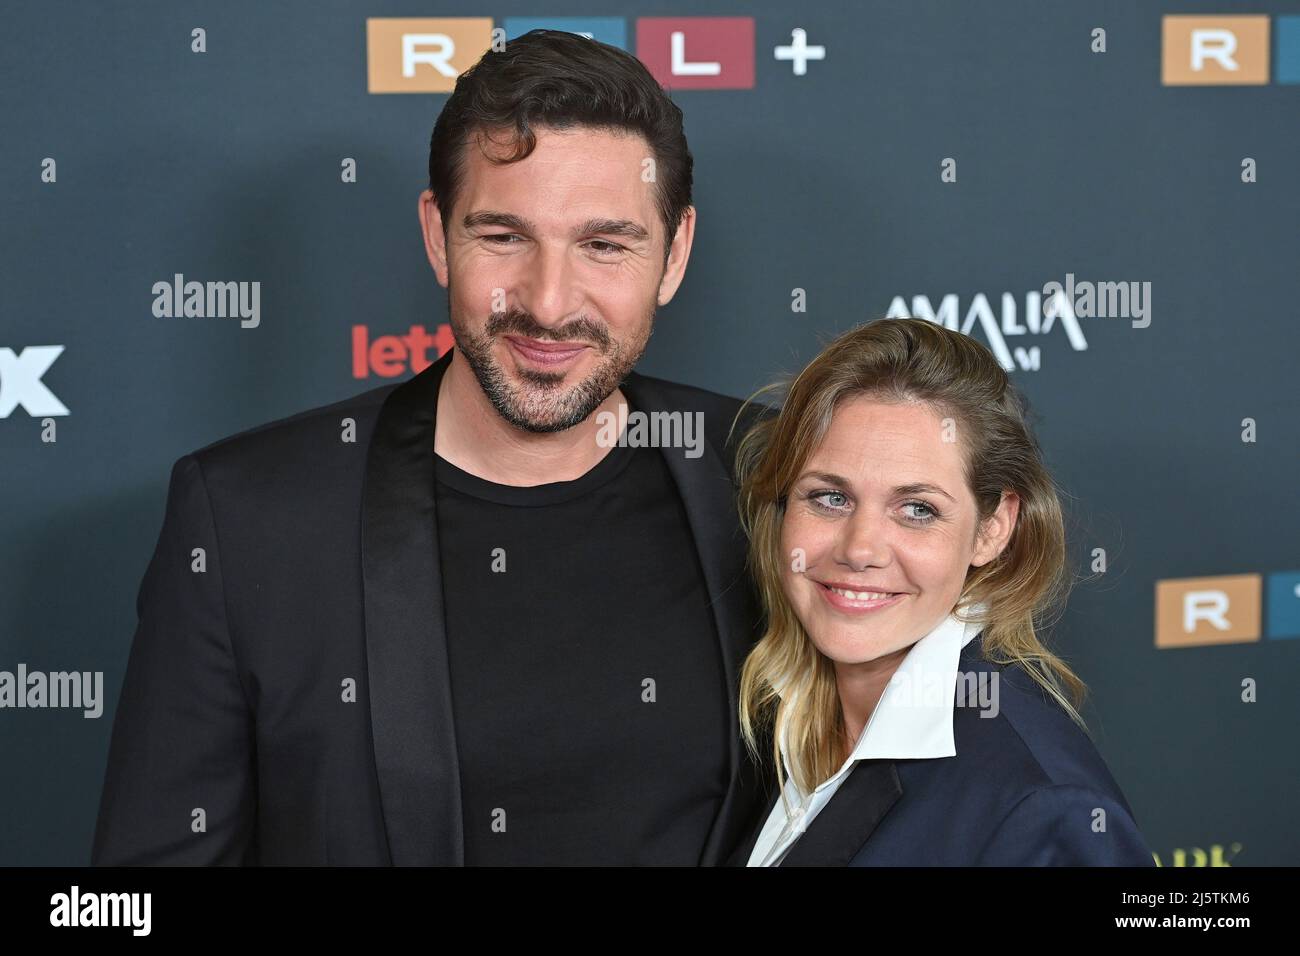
left=1162, top=16, right=1270, bottom=85
left=1155, top=574, right=1261, bottom=648
left=366, top=18, right=494, bottom=93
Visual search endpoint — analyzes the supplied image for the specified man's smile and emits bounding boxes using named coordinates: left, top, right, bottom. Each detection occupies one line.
left=504, top=335, right=591, bottom=368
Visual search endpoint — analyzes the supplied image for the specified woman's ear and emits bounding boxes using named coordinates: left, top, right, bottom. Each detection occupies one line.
left=971, top=491, right=1020, bottom=568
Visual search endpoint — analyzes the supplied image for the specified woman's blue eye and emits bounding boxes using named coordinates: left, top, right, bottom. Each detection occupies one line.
left=806, top=492, right=937, bottom=524
left=902, top=501, right=938, bottom=524
left=808, top=490, right=850, bottom=511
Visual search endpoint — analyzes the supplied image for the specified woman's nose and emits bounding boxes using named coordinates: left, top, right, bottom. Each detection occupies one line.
left=832, top=510, right=892, bottom=571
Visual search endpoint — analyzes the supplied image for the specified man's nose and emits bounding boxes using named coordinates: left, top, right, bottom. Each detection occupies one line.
left=516, top=243, right=581, bottom=331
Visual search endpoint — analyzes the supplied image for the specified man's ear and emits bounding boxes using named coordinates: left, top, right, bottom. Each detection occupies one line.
left=971, top=491, right=1020, bottom=568
left=418, top=189, right=450, bottom=288
left=657, top=205, right=696, bottom=306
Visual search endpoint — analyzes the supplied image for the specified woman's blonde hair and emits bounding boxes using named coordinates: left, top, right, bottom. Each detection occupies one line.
left=731, top=317, right=1088, bottom=798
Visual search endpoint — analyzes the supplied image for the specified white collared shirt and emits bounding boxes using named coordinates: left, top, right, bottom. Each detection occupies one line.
left=747, top=605, right=987, bottom=867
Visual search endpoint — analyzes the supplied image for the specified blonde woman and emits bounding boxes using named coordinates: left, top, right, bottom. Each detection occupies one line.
left=728, top=317, right=1153, bottom=866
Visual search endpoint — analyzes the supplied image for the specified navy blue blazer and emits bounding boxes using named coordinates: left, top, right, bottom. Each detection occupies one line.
left=731, top=632, right=1156, bottom=866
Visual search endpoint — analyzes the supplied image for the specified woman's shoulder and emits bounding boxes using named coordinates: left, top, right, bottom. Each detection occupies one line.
left=946, top=633, right=1154, bottom=865
left=954, top=633, right=1116, bottom=785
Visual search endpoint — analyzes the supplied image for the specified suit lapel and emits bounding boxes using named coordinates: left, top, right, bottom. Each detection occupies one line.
left=764, top=634, right=987, bottom=868
left=620, top=371, right=765, bottom=867
left=362, top=347, right=462, bottom=865
left=361, top=355, right=765, bottom=865
left=774, top=636, right=992, bottom=866
left=746, top=632, right=993, bottom=867
left=727, top=784, right=780, bottom=866
left=777, top=760, right=903, bottom=866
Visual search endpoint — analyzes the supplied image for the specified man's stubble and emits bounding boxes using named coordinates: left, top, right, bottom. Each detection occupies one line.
left=444, top=278, right=655, bottom=434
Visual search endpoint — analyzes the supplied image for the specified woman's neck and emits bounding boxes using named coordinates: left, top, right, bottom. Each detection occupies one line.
left=834, top=641, right=916, bottom=762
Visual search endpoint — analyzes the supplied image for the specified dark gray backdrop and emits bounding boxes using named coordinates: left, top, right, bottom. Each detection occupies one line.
left=2, top=0, right=1296, bottom=865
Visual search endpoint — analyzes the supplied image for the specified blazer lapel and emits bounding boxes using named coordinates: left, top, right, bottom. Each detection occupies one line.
left=738, top=631, right=992, bottom=867
left=777, top=760, right=903, bottom=866
left=362, top=355, right=766, bottom=866
left=362, top=347, right=463, bottom=865
left=727, top=784, right=780, bottom=866
left=620, top=371, right=767, bottom=867
left=772, top=631, right=991, bottom=866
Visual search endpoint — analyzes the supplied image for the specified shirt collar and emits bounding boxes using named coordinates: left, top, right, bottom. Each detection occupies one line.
left=846, top=603, right=986, bottom=761
left=776, top=602, right=988, bottom=785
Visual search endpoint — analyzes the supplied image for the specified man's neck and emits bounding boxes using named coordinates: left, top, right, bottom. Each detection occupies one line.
left=433, top=349, right=628, bottom=486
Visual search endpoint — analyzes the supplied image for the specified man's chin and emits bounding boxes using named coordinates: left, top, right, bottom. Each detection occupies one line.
left=503, top=355, right=584, bottom=390
left=486, top=367, right=611, bottom=434
left=453, top=324, right=648, bottom=434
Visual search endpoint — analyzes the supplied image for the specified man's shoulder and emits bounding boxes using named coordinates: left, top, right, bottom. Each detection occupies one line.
left=625, top=367, right=756, bottom=413
left=624, top=368, right=778, bottom=449
left=184, top=380, right=401, bottom=489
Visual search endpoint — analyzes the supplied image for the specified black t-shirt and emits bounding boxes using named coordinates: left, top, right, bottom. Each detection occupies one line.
left=433, top=418, right=729, bottom=865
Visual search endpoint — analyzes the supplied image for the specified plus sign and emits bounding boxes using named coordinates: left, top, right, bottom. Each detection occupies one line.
left=774, top=28, right=826, bottom=76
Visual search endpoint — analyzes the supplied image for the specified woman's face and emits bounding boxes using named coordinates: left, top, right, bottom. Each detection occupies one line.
left=779, top=395, right=1019, bottom=666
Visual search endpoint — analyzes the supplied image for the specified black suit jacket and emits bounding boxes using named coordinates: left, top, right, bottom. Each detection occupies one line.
left=92, top=347, right=774, bottom=865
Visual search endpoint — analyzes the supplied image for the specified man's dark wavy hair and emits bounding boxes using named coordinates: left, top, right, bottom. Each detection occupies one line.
left=427, top=29, right=693, bottom=265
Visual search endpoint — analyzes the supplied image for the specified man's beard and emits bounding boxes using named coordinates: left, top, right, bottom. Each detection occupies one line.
left=447, top=291, right=654, bottom=434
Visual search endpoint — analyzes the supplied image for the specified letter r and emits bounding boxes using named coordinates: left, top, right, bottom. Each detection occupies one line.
left=403, top=34, right=458, bottom=77
left=1191, top=29, right=1239, bottom=71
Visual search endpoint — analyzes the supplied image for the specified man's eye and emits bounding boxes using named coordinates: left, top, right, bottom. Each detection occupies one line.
left=483, top=234, right=521, bottom=245
left=586, top=240, right=625, bottom=255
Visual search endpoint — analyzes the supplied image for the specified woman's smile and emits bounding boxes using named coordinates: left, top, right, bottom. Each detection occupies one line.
left=813, top=581, right=910, bottom=614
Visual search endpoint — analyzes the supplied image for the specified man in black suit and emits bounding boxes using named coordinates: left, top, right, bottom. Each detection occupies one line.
left=92, top=30, right=771, bottom=865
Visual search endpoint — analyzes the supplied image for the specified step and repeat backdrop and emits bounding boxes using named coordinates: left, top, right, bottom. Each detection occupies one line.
left=1, top=1, right=1296, bottom=865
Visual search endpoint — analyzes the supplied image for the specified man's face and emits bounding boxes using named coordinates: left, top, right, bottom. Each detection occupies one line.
left=422, top=125, right=689, bottom=433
